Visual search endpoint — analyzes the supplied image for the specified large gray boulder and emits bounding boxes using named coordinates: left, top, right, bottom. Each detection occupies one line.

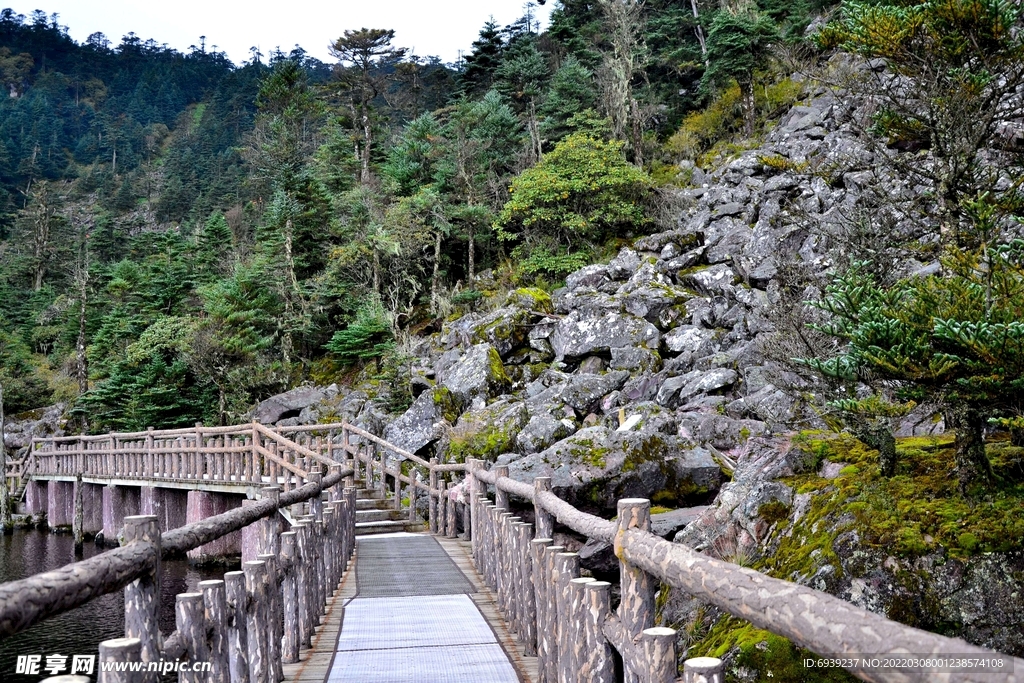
left=560, top=371, right=631, bottom=413
left=469, top=306, right=534, bottom=358
left=550, top=310, right=660, bottom=361
left=440, top=343, right=511, bottom=404
left=516, top=413, right=578, bottom=454
left=383, top=387, right=460, bottom=456
left=254, top=387, right=327, bottom=424
left=507, top=426, right=723, bottom=513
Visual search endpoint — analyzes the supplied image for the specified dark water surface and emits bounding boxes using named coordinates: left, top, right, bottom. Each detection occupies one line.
left=0, top=528, right=236, bottom=682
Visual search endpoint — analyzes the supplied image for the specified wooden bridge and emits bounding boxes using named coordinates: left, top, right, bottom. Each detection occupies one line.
left=2, top=421, right=1023, bottom=683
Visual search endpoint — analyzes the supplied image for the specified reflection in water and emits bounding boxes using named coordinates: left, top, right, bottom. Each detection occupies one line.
left=0, top=529, right=236, bottom=682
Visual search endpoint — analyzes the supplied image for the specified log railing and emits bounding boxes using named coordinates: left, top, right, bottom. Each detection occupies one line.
left=462, top=459, right=1024, bottom=683
left=18, top=421, right=466, bottom=516
left=0, top=461, right=357, bottom=683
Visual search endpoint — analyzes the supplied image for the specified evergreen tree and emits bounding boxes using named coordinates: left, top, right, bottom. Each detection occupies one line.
left=460, top=20, right=505, bottom=95
left=539, top=56, right=597, bottom=143
left=703, top=7, right=778, bottom=136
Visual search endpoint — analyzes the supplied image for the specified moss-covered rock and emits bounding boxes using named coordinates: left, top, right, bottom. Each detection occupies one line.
left=439, top=343, right=511, bottom=405
left=446, top=398, right=529, bottom=463
left=505, top=287, right=554, bottom=314
left=507, top=426, right=723, bottom=513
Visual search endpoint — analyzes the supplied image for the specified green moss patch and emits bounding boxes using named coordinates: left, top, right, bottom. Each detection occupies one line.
left=783, top=432, right=1024, bottom=560
left=690, top=617, right=858, bottom=682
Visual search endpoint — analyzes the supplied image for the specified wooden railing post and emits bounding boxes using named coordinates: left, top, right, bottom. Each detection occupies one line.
left=617, top=498, right=656, bottom=683
left=177, top=592, right=209, bottom=683
left=293, top=522, right=313, bottom=649
left=257, top=553, right=284, bottom=683
left=344, top=487, right=357, bottom=568
left=516, top=522, right=537, bottom=656
left=534, top=476, right=554, bottom=539
left=541, top=543, right=565, bottom=683
left=242, top=560, right=268, bottom=683
left=323, top=507, right=337, bottom=593
left=224, top=571, right=250, bottom=683
left=568, top=577, right=596, bottom=681
left=494, top=465, right=509, bottom=510
left=531, top=537, right=554, bottom=682
left=582, top=581, right=615, bottom=683
left=437, top=480, right=447, bottom=536
left=683, top=657, right=725, bottom=683
left=122, top=515, right=161, bottom=683
left=199, top=580, right=231, bottom=683
left=259, top=487, right=281, bottom=557
left=446, top=482, right=458, bottom=538
left=643, top=627, right=679, bottom=683
left=554, top=552, right=580, bottom=683
left=98, top=637, right=142, bottom=683
left=279, top=531, right=299, bottom=664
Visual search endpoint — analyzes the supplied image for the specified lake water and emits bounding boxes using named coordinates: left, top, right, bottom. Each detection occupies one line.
left=0, top=528, right=236, bottom=682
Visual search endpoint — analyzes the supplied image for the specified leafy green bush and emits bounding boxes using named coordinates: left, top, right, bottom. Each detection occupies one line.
left=495, top=133, right=653, bottom=247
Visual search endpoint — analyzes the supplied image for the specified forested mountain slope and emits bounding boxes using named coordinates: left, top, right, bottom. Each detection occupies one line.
left=5, top=0, right=1024, bottom=676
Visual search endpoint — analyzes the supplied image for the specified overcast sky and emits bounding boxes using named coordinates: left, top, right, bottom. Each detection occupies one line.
left=6, top=1, right=555, bottom=65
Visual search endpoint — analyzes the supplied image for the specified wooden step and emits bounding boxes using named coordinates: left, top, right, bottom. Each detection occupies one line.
left=354, top=520, right=427, bottom=536
left=355, top=508, right=407, bottom=523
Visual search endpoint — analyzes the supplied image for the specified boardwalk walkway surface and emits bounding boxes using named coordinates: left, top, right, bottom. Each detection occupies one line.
left=285, top=532, right=534, bottom=683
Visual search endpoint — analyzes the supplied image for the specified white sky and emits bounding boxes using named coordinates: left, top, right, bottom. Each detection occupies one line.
left=6, top=1, right=555, bottom=65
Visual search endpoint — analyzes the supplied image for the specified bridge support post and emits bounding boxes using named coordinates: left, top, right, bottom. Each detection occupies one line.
left=186, top=491, right=243, bottom=563
left=73, top=475, right=84, bottom=551
left=102, top=485, right=140, bottom=546
left=25, top=479, right=47, bottom=519
left=140, top=487, right=186, bottom=532
left=199, top=580, right=231, bottom=683
left=582, top=581, right=616, bottom=683
left=617, top=499, right=656, bottom=683
left=46, top=480, right=73, bottom=529
left=123, top=515, right=161, bottom=683
left=224, top=571, right=250, bottom=682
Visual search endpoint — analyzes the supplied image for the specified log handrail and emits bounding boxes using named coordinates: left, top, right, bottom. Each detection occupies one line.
left=468, top=465, right=1024, bottom=683
left=0, top=464, right=350, bottom=639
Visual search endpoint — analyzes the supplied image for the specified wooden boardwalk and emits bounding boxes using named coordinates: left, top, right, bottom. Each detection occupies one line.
left=283, top=532, right=537, bottom=683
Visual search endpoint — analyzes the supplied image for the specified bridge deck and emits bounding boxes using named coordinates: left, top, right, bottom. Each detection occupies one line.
left=284, top=533, right=534, bottom=683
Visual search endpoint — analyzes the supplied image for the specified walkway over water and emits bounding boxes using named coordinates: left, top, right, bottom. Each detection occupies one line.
left=325, top=532, right=523, bottom=683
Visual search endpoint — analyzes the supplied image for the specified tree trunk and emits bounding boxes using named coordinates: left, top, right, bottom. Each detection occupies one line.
left=0, top=383, right=10, bottom=530
left=945, top=403, right=993, bottom=495
left=372, top=248, right=381, bottom=296
left=467, top=232, right=475, bottom=283
left=528, top=97, right=542, bottom=162
left=430, top=231, right=442, bottom=315
left=630, top=97, right=644, bottom=167
left=853, top=423, right=898, bottom=477
left=740, top=78, right=756, bottom=138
